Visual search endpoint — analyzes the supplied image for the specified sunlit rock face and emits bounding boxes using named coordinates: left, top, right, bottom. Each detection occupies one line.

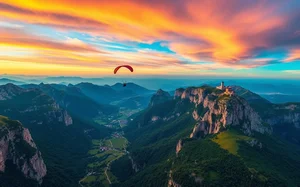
left=174, top=86, right=272, bottom=137
left=0, top=117, right=47, bottom=184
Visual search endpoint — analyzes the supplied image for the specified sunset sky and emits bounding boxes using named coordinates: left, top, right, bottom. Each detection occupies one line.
left=0, top=0, right=300, bottom=78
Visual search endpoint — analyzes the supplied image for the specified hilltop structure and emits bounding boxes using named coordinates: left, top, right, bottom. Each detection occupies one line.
left=216, top=81, right=235, bottom=96
left=216, top=81, right=225, bottom=90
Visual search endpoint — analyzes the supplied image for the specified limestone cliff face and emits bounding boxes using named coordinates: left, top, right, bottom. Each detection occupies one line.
left=63, top=110, right=73, bottom=126
left=0, top=116, right=47, bottom=184
left=47, top=109, right=73, bottom=126
left=175, top=86, right=272, bottom=137
left=174, top=88, right=185, bottom=99
left=190, top=121, right=208, bottom=138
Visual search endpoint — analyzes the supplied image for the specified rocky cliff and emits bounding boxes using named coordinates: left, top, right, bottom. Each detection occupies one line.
left=0, top=116, right=47, bottom=184
left=175, top=86, right=272, bottom=136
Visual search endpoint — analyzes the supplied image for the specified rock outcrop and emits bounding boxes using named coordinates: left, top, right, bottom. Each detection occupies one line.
left=176, top=139, right=183, bottom=156
left=0, top=116, right=47, bottom=184
left=63, top=110, right=73, bottom=126
left=190, top=121, right=208, bottom=138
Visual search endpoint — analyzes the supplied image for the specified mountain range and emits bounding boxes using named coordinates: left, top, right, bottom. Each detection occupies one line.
left=0, top=82, right=300, bottom=187
left=1, top=75, right=300, bottom=103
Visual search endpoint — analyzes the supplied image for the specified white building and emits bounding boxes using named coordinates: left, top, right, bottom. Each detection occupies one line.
left=216, top=81, right=225, bottom=90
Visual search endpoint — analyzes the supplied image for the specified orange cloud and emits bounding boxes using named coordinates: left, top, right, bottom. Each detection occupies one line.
left=0, top=0, right=299, bottom=76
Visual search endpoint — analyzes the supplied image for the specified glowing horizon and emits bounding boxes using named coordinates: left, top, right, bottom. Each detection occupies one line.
left=0, top=0, right=300, bottom=78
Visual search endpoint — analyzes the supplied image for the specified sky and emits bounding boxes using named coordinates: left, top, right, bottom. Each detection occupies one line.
left=0, top=0, right=300, bottom=78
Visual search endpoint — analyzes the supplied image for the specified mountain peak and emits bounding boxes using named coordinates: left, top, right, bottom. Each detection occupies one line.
left=156, top=88, right=167, bottom=95
left=149, top=89, right=171, bottom=107
left=0, top=84, right=25, bottom=100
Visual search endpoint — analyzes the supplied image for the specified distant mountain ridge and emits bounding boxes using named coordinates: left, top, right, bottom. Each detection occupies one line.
left=0, top=78, right=25, bottom=85
left=0, top=84, right=73, bottom=127
left=74, top=82, right=154, bottom=109
left=75, top=82, right=119, bottom=104
left=111, top=83, right=152, bottom=94
left=21, top=83, right=119, bottom=120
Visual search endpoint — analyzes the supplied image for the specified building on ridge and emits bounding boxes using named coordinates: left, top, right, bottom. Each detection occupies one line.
left=216, top=81, right=235, bottom=96
left=216, top=81, right=225, bottom=90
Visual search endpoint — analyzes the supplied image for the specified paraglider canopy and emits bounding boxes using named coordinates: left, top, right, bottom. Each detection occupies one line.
left=114, top=65, right=133, bottom=87
left=114, top=65, right=134, bottom=74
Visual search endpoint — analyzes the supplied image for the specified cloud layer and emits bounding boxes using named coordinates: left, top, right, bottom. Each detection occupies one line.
left=0, top=0, right=300, bottom=76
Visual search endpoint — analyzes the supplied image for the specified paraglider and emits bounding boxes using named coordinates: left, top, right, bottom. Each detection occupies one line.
left=114, top=65, right=134, bottom=87
left=114, top=65, right=133, bottom=74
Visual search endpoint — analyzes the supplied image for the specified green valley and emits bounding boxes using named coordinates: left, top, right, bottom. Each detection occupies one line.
left=79, top=108, right=132, bottom=187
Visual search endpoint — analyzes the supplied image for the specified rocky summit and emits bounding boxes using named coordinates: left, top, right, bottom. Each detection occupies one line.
left=149, top=89, right=171, bottom=107
left=175, top=86, right=271, bottom=137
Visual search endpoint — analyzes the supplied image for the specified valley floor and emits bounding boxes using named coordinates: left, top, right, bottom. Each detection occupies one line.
left=79, top=108, right=138, bottom=187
